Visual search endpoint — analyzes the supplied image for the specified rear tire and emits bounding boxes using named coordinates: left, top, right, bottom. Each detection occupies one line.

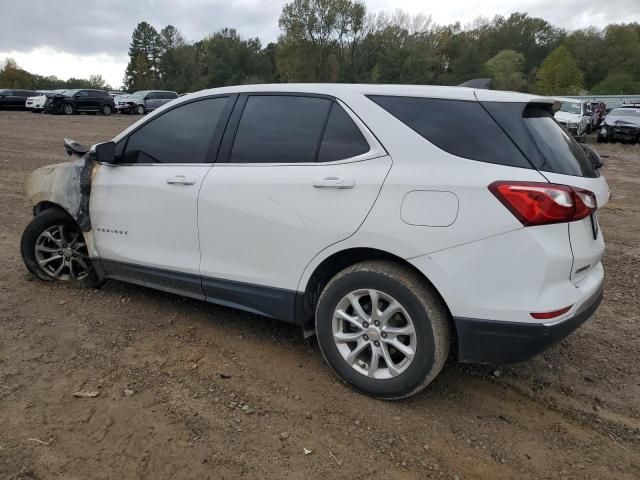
left=101, top=104, right=113, bottom=115
left=315, top=261, right=451, bottom=399
left=21, top=209, right=104, bottom=288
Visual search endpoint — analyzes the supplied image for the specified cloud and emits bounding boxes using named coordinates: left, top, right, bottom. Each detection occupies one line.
left=0, top=0, right=285, bottom=56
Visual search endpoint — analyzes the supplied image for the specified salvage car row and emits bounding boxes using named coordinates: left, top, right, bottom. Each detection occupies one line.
left=0, top=89, right=178, bottom=115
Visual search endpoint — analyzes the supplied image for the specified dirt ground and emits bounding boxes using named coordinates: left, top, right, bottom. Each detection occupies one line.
left=0, top=110, right=638, bottom=480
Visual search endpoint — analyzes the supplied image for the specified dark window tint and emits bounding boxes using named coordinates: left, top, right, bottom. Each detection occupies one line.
left=368, top=95, right=531, bottom=169
left=318, top=103, right=370, bottom=162
left=121, top=97, right=228, bottom=164
left=482, top=102, right=597, bottom=178
left=76, top=91, right=89, bottom=97
left=163, top=92, right=178, bottom=99
left=230, top=95, right=332, bottom=163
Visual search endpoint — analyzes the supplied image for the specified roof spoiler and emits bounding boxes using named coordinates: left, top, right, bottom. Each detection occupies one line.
left=458, top=78, right=492, bottom=89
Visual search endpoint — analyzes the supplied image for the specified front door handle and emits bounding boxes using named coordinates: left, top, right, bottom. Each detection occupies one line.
left=313, top=177, right=355, bottom=189
left=166, top=175, right=196, bottom=185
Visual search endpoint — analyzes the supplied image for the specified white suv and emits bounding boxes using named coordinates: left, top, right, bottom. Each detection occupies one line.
left=21, top=84, right=608, bottom=399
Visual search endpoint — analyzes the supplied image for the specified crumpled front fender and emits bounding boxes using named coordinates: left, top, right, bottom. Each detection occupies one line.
left=25, top=155, right=100, bottom=233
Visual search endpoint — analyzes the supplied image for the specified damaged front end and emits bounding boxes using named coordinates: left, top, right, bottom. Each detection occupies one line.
left=25, top=139, right=115, bottom=257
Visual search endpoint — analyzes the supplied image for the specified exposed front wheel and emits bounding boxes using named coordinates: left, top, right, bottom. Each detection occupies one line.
left=63, top=103, right=75, bottom=115
left=20, top=209, right=103, bottom=287
left=102, top=104, right=113, bottom=115
left=315, top=261, right=451, bottom=399
left=136, top=105, right=146, bottom=115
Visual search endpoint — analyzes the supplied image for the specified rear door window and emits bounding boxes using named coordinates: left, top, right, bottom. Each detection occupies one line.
left=318, top=103, right=370, bottom=162
left=229, top=95, right=332, bottom=164
left=121, top=97, right=228, bottom=164
left=368, top=95, right=532, bottom=169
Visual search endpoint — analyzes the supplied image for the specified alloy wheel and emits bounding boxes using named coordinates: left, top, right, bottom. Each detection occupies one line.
left=332, top=289, right=417, bottom=379
left=34, top=224, right=89, bottom=281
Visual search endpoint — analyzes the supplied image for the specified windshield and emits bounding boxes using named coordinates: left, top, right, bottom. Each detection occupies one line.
left=559, top=102, right=582, bottom=115
left=130, top=91, right=149, bottom=99
left=63, top=89, right=79, bottom=97
left=609, top=108, right=640, bottom=118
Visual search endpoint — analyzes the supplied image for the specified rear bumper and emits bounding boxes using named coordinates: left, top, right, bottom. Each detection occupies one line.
left=454, top=286, right=603, bottom=364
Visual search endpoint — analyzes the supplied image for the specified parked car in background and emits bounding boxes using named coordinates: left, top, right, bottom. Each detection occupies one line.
left=0, top=89, right=39, bottom=110
left=21, top=84, right=608, bottom=399
left=26, top=90, right=66, bottom=112
left=114, top=94, right=132, bottom=113
left=588, top=102, right=607, bottom=131
left=119, top=90, right=179, bottom=114
left=554, top=98, right=590, bottom=142
left=597, top=107, right=640, bottom=143
left=44, top=89, right=115, bottom=115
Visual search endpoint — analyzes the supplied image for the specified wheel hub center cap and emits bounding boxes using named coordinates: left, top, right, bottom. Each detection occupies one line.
left=63, top=247, right=73, bottom=257
left=366, top=326, right=381, bottom=342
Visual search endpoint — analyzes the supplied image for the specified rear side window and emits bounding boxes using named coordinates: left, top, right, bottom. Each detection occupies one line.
left=482, top=102, right=597, bottom=178
left=318, top=103, right=370, bottom=162
left=230, top=95, right=332, bottom=163
left=368, top=95, right=531, bottom=169
left=121, top=97, right=228, bottom=164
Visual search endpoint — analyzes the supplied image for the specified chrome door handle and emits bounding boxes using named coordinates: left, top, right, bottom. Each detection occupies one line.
left=313, top=177, right=355, bottom=189
left=166, top=175, right=196, bottom=185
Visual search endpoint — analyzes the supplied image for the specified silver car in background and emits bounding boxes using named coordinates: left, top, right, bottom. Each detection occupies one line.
left=117, top=90, right=179, bottom=114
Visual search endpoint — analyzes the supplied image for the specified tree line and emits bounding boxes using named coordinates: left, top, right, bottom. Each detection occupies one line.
left=3, top=0, right=639, bottom=95
left=0, top=58, right=112, bottom=91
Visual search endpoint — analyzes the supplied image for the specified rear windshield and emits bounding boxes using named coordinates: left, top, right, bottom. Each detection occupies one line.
left=482, top=102, right=597, bottom=178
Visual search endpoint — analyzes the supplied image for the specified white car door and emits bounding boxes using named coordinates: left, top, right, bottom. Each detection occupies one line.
left=90, top=96, right=233, bottom=299
left=197, top=94, right=391, bottom=320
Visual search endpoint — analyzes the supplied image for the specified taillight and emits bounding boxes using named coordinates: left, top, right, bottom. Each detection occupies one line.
left=488, top=181, right=597, bottom=226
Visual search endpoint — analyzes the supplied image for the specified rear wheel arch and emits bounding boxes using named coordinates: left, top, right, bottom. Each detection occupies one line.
left=298, top=247, right=453, bottom=333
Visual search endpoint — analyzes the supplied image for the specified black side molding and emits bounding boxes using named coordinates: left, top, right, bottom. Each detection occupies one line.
left=99, top=259, right=300, bottom=324
left=454, top=287, right=603, bottom=364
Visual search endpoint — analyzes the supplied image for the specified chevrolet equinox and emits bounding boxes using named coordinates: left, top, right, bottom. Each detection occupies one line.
left=21, top=84, right=608, bottom=399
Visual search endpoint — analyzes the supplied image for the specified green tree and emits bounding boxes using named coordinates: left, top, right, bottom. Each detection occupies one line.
left=535, top=45, right=584, bottom=95
left=88, top=74, right=111, bottom=90
left=485, top=50, right=526, bottom=91
left=592, top=71, right=640, bottom=94
left=0, top=58, right=35, bottom=88
left=563, top=27, right=607, bottom=90
left=124, top=21, right=161, bottom=91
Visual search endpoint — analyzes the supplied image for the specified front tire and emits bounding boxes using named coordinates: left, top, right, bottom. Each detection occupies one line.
left=136, top=104, right=146, bottom=115
left=21, top=209, right=103, bottom=288
left=63, top=103, right=75, bottom=115
left=315, top=261, right=451, bottom=399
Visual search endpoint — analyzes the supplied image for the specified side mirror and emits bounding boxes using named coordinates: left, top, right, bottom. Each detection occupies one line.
left=580, top=144, right=604, bottom=170
left=90, top=141, right=116, bottom=164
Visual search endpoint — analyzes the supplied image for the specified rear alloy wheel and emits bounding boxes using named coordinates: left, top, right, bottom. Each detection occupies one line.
left=315, top=261, right=451, bottom=399
left=136, top=105, right=145, bottom=115
left=101, top=104, right=113, bottom=115
left=331, top=289, right=417, bottom=379
left=63, top=103, right=75, bottom=115
left=21, top=209, right=103, bottom=287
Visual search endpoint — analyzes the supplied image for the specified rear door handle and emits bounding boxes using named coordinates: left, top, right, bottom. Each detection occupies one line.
left=313, top=177, right=355, bottom=189
left=166, top=175, right=196, bottom=185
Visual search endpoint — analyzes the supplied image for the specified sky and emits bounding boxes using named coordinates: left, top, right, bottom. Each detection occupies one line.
left=0, top=0, right=638, bottom=89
